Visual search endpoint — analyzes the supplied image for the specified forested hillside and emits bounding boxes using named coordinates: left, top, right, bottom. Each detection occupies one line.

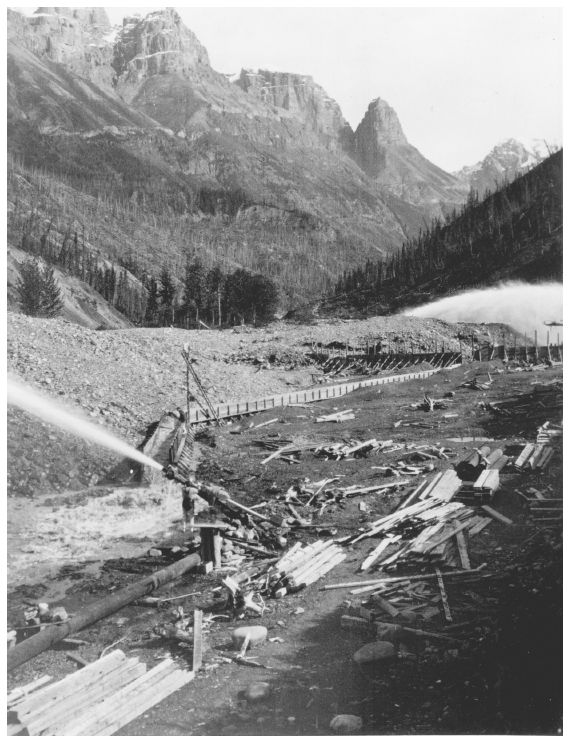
left=329, top=150, right=562, bottom=315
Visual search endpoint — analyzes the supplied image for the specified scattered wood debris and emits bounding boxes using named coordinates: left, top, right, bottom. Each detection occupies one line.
left=461, top=374, right=493, bottom=390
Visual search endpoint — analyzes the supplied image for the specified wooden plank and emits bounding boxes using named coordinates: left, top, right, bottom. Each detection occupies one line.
left=51, top=660, right=179, bottom=736
left=10, top=650, right=127, bottom=719
left=335, top=565, right=489, bottom=592
left=435, top=567, right=452, bottom=622
left=474, top=469, right=500, bottom=492
left=468, top=516, right=493, bottom=535
left=453, top=519, right=471, bottom=569
left=20, top=660, right=146, bottom=734
left=292, top=547, right=344, bottom=586
left=300, top=552, right=346, bottom=588
left=514, top=443, right=534, bottom=469
left=7, top=676, right=53, bottom=706
left=360, top=536, right=399, bottom=571
left=71, top=668, right=193, bottom=737
left=289, top=545, right=341, bottom=585
left=418, top=472, right=443, bottom=500
left=481, top=505, right=513, bottom=525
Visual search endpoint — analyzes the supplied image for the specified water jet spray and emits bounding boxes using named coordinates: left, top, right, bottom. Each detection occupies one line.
left=7, top=377, right=164, bottom=473
left=404, top=281, right=563, bottom=343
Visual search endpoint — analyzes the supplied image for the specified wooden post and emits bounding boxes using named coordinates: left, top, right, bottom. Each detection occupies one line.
left=503, top=333, right=506, bottom=361
left=192, top=609, right=203, bottom=672
left=201, top=528, right=215, bottom=565
left=471, top=333, right=474, bottom=358
left=524, top=333, right=528, bottom=361
left=547, top=332, right=552, bottom=362
left=513, top=335, right=516, bottom=361
left=213, top=533, right=222, bottom=570
left=535, top=330, right=538, bottom=360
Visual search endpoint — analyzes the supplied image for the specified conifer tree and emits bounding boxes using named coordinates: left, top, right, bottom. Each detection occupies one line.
left=39, top=263, right=65, bottom=318
left=17, top=258, right=64, bottom=318
left=159, top=266, right=176, bottom=324
left=145, top=277, right=160, bottom=325
left=16, top=258, right=44, bottom=316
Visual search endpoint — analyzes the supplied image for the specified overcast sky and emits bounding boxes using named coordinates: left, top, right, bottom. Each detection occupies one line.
left=17, top=6, right=563, bottom=172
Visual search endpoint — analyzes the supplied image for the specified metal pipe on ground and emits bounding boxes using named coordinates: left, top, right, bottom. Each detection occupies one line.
left=7, top=553, right=201, bottom=672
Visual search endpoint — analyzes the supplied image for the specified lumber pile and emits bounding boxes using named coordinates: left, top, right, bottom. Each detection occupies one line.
left=221, top=538, right=347, bottom=604
left=7, top=650, right=193, bottom=736
left=337, top=469, right=501, bottom=574
left=513, top=422, right=561, bottom=473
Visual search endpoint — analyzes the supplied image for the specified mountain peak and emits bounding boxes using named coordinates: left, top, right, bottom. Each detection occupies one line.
left=454, top=139, right=540, bottom=194
left=113, top=7, right=211, bottom=98
left=35, top=7, right=111, bottom=27
left=234, top=68, right=353, bottom=145
left=361, top=97, right=408, bottom=146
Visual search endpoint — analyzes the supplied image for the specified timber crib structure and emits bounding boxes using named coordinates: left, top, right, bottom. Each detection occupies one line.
left=313, top=350, right=461, bottom=377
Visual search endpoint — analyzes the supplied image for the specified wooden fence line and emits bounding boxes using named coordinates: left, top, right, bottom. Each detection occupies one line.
left=186, top=364, right=460, bottom=424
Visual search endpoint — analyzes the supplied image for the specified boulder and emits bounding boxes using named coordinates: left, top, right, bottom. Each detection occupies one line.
left=330, top=714, right=363, bottom=734
left=353, top=641, right=396, bottom=666
left=232, top=625, right=267, bottom=649
left=244, top=681, right=271, bottom=703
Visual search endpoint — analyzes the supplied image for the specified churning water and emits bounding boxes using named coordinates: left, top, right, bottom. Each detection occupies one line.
left=405, top=282, right=563, bottom=342
left=7, top=378, right=163, bottom=471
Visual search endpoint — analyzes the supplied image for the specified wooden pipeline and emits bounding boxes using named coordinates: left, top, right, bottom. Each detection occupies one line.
left=7, top=553, right=201, bottom=672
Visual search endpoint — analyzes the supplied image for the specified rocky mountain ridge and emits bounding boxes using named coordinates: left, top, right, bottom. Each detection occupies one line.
left=8, top=7, right=546, bottom=318
left=7, top=8, right=462, bottom=210
left=454, top=138, right=542, bottom=196
left=354, top=98, right=465, bottom=217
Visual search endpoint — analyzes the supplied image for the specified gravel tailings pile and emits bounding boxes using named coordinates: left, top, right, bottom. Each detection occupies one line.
left=7, top=311, right=508, bottom=497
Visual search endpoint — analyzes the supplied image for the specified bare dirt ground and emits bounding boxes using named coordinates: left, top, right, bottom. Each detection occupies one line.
left=6, top=312, right=562, bottom=735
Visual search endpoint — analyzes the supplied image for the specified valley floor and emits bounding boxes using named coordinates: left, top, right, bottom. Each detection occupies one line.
left=6, top=315, right=562, bottom=735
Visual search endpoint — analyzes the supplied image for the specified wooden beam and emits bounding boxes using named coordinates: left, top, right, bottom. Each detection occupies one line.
left=453, top=519, right=471, bottom=569
left=323, top=564, right=488, bottom=590
left=481, top=505, right=513, bottom=525
left=435, top=567, right=452, bottom=622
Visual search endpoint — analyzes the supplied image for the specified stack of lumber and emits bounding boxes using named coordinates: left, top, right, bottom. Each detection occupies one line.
left=514, top=422, right=560, bottom=472
left=458, top=468, right=502, bottom=505
left=220, top=539, right=347, bottom=601
left=355, top=501, right=485, bottom=575
left=7, top=650, right=193, bottom=736
left=267, top=539, right=346, bottom=596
